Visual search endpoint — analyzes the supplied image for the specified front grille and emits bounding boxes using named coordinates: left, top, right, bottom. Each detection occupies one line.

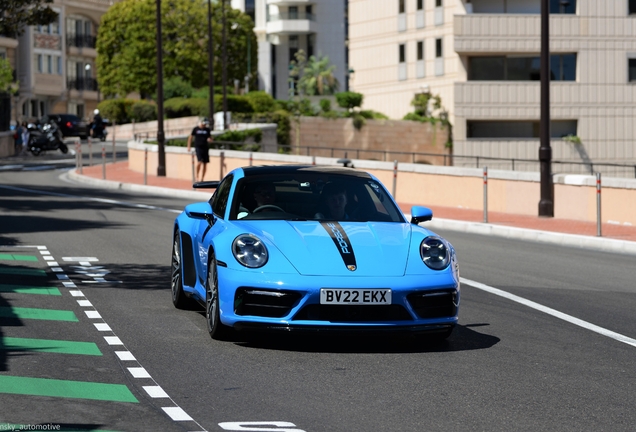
left=234, top=288, right=301, bottom=318
left=407, top=290, right=458, bottom=319
left=292, top=304, right=412, bottom=322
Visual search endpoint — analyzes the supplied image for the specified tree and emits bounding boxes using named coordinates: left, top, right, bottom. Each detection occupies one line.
left=289, top=50, right=339, bottom=96
left=97, top=0, right=257, bottom=98
left=0, top=58, right=15, bottom=93
left=410, top=91, right=441, bottom=118
left=0, top=0, right=58, bottom=37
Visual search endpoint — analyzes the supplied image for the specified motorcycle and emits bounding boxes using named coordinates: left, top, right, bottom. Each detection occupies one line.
left=91, top=122, right=108, bottom=141
left=27, top=121, right=69, bottom=156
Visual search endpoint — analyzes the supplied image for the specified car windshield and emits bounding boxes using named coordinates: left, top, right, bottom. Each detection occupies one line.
left=230, top=173, right=405, bottom=222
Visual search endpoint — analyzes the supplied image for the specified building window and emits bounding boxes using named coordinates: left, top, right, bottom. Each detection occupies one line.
left=630, top=0, right=636, bottom=14
left=417, top=0, right=423, bottom=10
left=436, top=0, right=442, bottom=6
left=467, top=120, right=577, bottom=139
left=550, top=0, right=576, bottom=14
left=288, top=6, right=298, bottom=19
left=416, top=41, right=425, bottom=78
left=469, top=54, right=576, bottom=81
left=399, top=0, right=405, bottom=14
left=417, top=41, right=424, bottom=61
left=398, top=43, right=406, bottom=81
left=629, top=58, right=636, bottom=81
left=399, top=44, right=406, bottom=63
left=435, top=39, right=442, bottom=58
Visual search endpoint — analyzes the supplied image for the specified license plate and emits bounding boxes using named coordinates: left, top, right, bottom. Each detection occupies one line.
left=320, top=289, right=391, bottom=305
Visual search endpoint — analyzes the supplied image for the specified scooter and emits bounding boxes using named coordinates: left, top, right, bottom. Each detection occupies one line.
left=91, top=123, right=108, bottom=141
left=27, top=121, right=69, bottom=156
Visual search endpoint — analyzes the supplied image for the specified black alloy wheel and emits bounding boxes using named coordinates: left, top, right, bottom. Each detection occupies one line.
left=206, top=251, right=231, bottom=340
left=171, top=231, right=194, bottom=309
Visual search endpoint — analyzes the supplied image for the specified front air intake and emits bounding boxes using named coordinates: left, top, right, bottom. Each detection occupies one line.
left=407, top=290, right=458, bottom=319
left=234, top=288, right=301, bottom=318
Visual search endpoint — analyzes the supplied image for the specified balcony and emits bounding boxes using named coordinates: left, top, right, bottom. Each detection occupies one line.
left=67, top=77, right=98, bottom=91
left=267, top=0, right=314, bottom=5
left=266, top=12, right=317, bottom=35
left=67, top=34, right=97, bottom=49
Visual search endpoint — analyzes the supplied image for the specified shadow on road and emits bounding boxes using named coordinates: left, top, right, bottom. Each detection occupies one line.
left=232, top=323, right=499, bottom=354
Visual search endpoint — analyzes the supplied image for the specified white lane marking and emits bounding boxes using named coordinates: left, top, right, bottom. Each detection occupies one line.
left=85, top=310, right=101, bottom=319
left=62, top=282, right=76, bottom=288
left=46, top=261, right=59, bottom=266
left=143, top=386, right=169, bottom=398
left=43, top=256, right=54, bottom=261
left=63, top=257, right=98, bottom=262
left=0, top=184, right=182, bottom=213
left=94, top=323, right=111, bottom=331
left=115, top=351, right=136, bottom=361
left=461, top=277, right=636, bottom=348
left=56, top=274, right=69, bottom=280
left=104, top=336, right=123, bottom=345
left=69, top=290, right=84, bottom=297
left=128, top=367, right=151, bottom=379
left=77, top=299, right=93, bottom=307
left=162, top=407, right=194, bottom=422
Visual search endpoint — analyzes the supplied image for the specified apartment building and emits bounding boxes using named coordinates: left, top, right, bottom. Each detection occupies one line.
left=233, top=0, right=348, bottom=100
left=8, top=0, right=114, bottom=124
left=349, top=0, right=636, bottom=165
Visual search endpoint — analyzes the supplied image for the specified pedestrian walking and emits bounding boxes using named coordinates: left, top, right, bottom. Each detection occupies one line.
left=13, top=123, right=23, bottom=155
left=20, top=122, right=30, bottom=155
left=187, top=118, right=213, bottom=182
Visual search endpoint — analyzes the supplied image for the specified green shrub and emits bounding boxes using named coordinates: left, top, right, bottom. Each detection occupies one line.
left=97, top=98, right=136, bottom=124
left=164, top=97, right=208, bottom=118
left=335, top=91, right=363, bottom=111
left=359, top=110, right=388, bottom=120
left=244, top=91, right=277, bottom=113
left=319, top=98, right=331, bottom=112
left=130, top=100, right=157, bottom=122
left=163, top=76, right=193, bottom=100
left=216, top=128, right=262, bottom=143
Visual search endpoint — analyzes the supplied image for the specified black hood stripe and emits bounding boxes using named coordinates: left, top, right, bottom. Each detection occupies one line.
left=320, top=221, right=357, bottom=270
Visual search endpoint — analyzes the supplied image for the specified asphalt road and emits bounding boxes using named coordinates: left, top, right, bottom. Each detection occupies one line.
left=1, top=165, right=635, bottom=432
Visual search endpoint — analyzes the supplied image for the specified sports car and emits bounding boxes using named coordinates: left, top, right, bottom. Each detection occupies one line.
left=171, top=165, right=460, bottom=340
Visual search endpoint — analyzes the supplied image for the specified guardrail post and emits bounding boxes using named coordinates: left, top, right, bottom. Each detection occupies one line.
left=249, top=151, right=253, bottom=166
left=392, top=160, right=398, bottom=198
left=312, top=155, right=316, bottom=166
left=596, top=172, right=602, bottom=237
left=144, top=148, right=148, bottom=185
left=220, top=151, right=225, bottom=179
left=101, top=143, right=106, bottom=179
left=77, top=138, right=83, bottom=174
left=483, top=166, right=488, bottom=223
left=88, top=137, right=92, bottom=167
left=191, top=150, right=195, bottom=183
left=112, top=120, right=117, bottom=165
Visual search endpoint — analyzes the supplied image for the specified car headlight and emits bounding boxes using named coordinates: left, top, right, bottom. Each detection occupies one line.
left=420, top=236, right=450, bottom=270
left=232, top=234, right=268, bottom=268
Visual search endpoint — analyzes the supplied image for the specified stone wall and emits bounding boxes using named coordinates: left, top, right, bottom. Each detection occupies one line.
left=290, top=117, right=451, bottom=165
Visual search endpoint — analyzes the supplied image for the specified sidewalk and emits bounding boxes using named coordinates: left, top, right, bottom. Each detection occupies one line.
left=70, top=160, right=636, bottom=254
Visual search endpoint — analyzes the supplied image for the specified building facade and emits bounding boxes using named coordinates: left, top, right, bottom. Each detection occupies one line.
left=233, top=0, right=349, bottom=100
left=8, top=0, right=114, bottom=125
left=348, top=0, right=636, bottom=165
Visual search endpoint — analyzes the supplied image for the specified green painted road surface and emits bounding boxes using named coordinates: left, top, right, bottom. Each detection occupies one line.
left=0, top=337, right=102, bottom=356
left=0, top=376, right=138, bottom=403
left=0, top=285, right=61, bottom=295
left=0, top=253, right=39, bottom=261
left=0, top=306, right=78, bottom=322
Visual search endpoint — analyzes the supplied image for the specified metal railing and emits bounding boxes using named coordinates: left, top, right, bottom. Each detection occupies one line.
left=268, top=12, right=315, bottom=21
left=67, top=77, right=98, bottom=91
left=133, top=131, right=636, bottom=179
left=66, top=34, right=97, bottom=49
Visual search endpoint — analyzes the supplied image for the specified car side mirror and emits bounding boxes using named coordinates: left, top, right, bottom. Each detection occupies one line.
left=410, top=206, right=433, bottom=224
left=185, top=202, right=215, bottom=225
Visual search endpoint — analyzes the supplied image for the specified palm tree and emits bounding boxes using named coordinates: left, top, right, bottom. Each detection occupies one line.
left=298, top=54, right=339, bottom=96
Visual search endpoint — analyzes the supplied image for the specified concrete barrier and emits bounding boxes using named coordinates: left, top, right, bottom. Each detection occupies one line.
left=127, top=141, right=636, bottom=226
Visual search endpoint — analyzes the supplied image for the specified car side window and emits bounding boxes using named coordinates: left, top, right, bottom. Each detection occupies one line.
left=211, top=175, right=233, bottom=218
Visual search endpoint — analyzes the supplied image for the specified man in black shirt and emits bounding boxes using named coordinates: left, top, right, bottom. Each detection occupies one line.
left=187, top=118, right=213, bottom=182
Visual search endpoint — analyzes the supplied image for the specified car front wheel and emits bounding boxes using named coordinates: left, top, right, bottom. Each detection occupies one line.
left=171, top=231, right=195, bottom=309
left=206, top=251, right=231, bottom=340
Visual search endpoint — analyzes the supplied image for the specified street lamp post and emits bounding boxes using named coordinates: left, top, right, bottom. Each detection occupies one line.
left=207, top=0, right=215, bottom=130
left=155, top=0, right=166, bottom=177
left=221, top=0, right=228, bottom=130
left=538, top=0, right=553, bottom=216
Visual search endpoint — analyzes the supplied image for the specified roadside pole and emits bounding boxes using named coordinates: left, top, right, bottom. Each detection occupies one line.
left=596, top=172, right=602, bottom=237
left=112, top=121, right=117, bottom=165
left=101, top=144, right=106, bottom=179
left=88, top=137, right=92, bottom=167
left=392, top=160, right=398, bottom=199
left=483, top=166, right=488, bottom=223
left=144, top=148, right=148, bottom=185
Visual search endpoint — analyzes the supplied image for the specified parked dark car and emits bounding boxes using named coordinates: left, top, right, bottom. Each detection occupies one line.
left=46, top=114, right=89, bottom=140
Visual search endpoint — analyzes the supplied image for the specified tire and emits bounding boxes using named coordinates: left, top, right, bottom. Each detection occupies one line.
left=30, top=146, right=41, bottom=156
left=59, top=143, right=68, bottom=154
left=206, top=251, right=231, bottom=340
left=80, top=135, right=88, bottom=141
left=171, top=231, right=195, bottom=309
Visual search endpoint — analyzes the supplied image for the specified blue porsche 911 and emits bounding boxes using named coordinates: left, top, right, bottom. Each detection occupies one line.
left=171, top=165, right=460, bottom=340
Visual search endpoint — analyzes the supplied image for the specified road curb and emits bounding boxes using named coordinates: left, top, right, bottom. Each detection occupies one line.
left=63, top=169, right=211, bottom=201
left=425, top=218, right=636, bottom=256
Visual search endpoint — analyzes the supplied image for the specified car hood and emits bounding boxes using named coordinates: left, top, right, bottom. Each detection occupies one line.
left=240, top=221, right=414, bottom=276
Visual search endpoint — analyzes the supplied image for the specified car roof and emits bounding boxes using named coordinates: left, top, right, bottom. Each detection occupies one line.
left=240, top=165, right=373, bottom=179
